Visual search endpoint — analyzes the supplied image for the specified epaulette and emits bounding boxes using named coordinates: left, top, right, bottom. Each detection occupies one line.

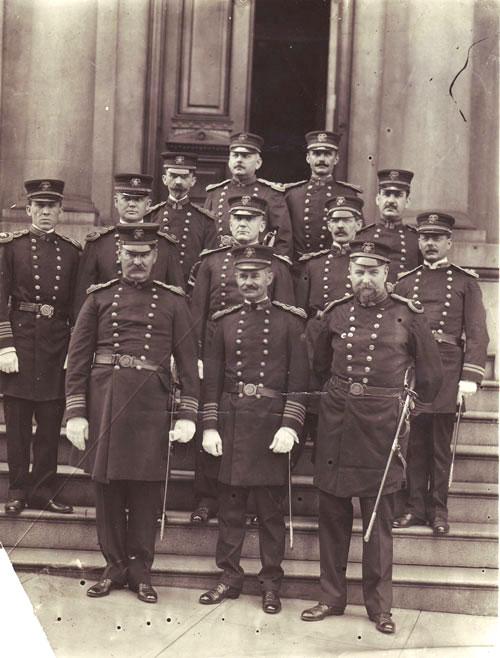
left=273, top=253, right=293, bottom=266
left=390, top=293, right=424, bottom=313
left=356, top=223, right=376, bottom=232
left=153, top=281, right=185, bottom=296
left=212, top=304, right=243, bottom=321
left=282, top=180, right=307, bottom=191
left=451, top=263, right=479, bottom=278
left=337, top=180, right=363, bottom=193
left=191, top=203, right=216, bottom=221
left=206, top=179, right=230, bottom=192
left=145, top=200, right=167, bottom=214
left=86, top=279, right=119, bottom=294
left=0, top=229, right=29, bottom=243
left=322, top=294, right=354, bottom=315
left=272, top=301, right=307, bottom=319
left=85, top=226, right=115, bottom=242
left=199, top=245, right=231, bottom=258
left=57, top=233, right=82, bottom=249
left=397, top=265, right=422, bottom=280
left=257, top=178, right=286, bottom=192
left=298, top=249, right=330, bottom=262
left=158, top=230, right=179, bottom=244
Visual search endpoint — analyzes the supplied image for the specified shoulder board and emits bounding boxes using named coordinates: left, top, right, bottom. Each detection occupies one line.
left=336, top=180, right=363, bottom=193
left=406, top=224, right=417, bottom=232
left=451, top=263, right=479, bottom=278
left=200, top=245, right=231, bottom=258
left=272, top=301, right=307, bottom=319
left=273, top=253, right=292, bottom=266
left=86, top=279, right=119, bottom=294
left=152, top=281, right=185, bottom=296
left=397, top=265, right=422, bottom=280
left=212, top=304, right=243, bottom=320
left=146, top=200, right=167, bottom=214
left=257, top=178, right=286, bottom=192
left=322, top=294, right=354, bottom=315
left=298, top=249, right=330, bottom=262
left=85, top=226, right=115, bottom=241
left=0, top=229, right=28, bottom=243
left=390, top=293, right=424, bottom=313
left=13, top=229, right=30, bottom=238
left=158, top=230, right=179, bottom=244
left=356, top=223, right=376, bottom=232
left=56, top=233, right=82, bottom=249
left=206, top=179, right=230, bottom=192
left=190, top=203, right=216, bottom=221
left=283, top=180, right=307, bottom=191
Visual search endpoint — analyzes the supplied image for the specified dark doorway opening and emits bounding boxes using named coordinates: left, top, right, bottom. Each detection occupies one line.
left=249, top=0, right=331, bottom=183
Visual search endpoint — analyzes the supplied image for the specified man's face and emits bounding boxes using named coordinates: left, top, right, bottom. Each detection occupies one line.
left=228, top=150, right=262, bottom=178
left=327, top=211, right=362, bottom=244
left=306, top=148, right=338, bottom=177
left=120, top=246, right=158, bottom=282
left=418, top=233, right=452, bottom=263
left=26, top=200, right=62, bottom=232
left=235, top=267, right=273, bottom=301
left=349, top=261, right=389, bottom=304
left=375, top=188, right=409, bottom=221
left=114, top=193, right=151, bottom=223
left=229, top=213, right=266, bottom=244
left=162, top=170, right=196, bottom=197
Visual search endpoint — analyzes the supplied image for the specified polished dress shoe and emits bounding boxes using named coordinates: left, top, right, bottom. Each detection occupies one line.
left=301, top=602, right=344, bottom=621
left=392, top=513, right=426, bottom=529
left=262, top=591, right=281, bottom=614
left=369, top=612, right=396, bottom=634
left=137, top=583, right=158, bottom=604
left=248, top=515, right=259, bottom=527
left=432, top=520, right=450, bottom=536
left=4, top=499, right=25, bottom=516
left=30, top=499, right=73, bottom=514
left=190, top=506, right=211, bottom=524
left=87, top=579, right=123, bottom=598
left=199, top=582, right=240, bottom=605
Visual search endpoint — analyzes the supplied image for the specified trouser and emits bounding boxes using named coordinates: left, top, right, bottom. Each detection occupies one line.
left=4, top=395, right=65, bottom=503
left=193, top=427, right=220, bottom=513
left=94, top=480, right=161, bottom=589
left=216, top=484, right=286, bottom=592
left=318, top=490, right=395, bottom=617
left=404, top=412, right=455, bottom=523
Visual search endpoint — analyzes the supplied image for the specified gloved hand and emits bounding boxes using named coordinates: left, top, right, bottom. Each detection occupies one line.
left=0, top=349, right=19, bottom=374
left=197, top=359, right=204, bottom=380
left=458, top=380, right=477, bottom=401
left=66, top=417, right=89, bottom=451
left=170, top=419, right=196, bottom=443
left=269, top=426, right=298, bottom=453
left=202, top=429, right=223, bottom=456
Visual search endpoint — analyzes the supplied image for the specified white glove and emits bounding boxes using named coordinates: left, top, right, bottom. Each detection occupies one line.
left=66, top=417, right=89, bottom=451
left=0, top=349, right=19, bottom=374
left=458, top=380, right=477, bottom=401
left=202, top=429, right=223, bottom=456
left=197, top=359, right=204, bottom=380
left=269, top=427, right=298, bottom=454
left=63, top=354, right=68, bottom=370
left=170, top=419, right=196, bottom=443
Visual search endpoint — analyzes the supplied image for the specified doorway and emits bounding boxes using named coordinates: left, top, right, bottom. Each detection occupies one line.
left=249, top=0, right=331, bottom=183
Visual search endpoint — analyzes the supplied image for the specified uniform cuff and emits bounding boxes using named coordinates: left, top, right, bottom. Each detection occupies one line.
left=66, top=394, right=87, bottom=419
left=282, top=399, right=306, bottom=434
left=462, top=363, right=486, bottom=383
left=0, top=321, right=14, bottom=349
left=202, top=402, right=218, bottom=430
left=177, top=395, right=198, bottom=422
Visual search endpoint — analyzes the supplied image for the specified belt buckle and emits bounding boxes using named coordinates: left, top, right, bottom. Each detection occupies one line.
left=118, top=354, right=133, bottom=368
left=349, top=382, right=364, bottom=396
left=39, top=304, right=54, bottom=318
left=243, top=383, right=257, bottom=397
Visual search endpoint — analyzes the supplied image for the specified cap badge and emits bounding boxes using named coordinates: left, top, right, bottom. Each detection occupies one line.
left=39, top=181, right=52, bottom=191
left=389, top=170, right=399, bottom=180
left=243, top=247, right=255, bottom=258
left=241, top=195, right=251, bottom=206
left=239, top=133, right=248, bottom=141
left=317, top=132, right=327, bottom=142
left=175, top=155, right=185, bottom=164
left=428, top=214, right=439, bottom=223
left=362, top=242, right=375, bottom=253
left=130, top=177, right=141, bottom=187
left=336, top=196, right=345, bottom=205
left=133, top=228, right=145, bottom=240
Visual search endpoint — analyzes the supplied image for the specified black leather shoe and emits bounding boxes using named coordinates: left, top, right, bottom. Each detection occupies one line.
left=190, top=506, right=211, bottom=524
left=137, top=583, right=158, bottom=604
left=4, top=499, right=25, bottom=516
left=301, top=602, right=344, bottom=621
left=248, top=515, right=259, bottom=527
left=29, top=499, right=73, bottom=514
left=369, top=612, right=396, bottom=634
left=392, top=513, right=426, bottom=529
left=432, top=521, right=450, bottom=536
left=262, top=591, right=281, bottom=614
left=87, top=579, right=123, bottom=598
left=199, top=582, right=240, bottom=605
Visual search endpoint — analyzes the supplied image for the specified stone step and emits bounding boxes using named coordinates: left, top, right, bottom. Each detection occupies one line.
left=0, top=464, right=496, bottom=523
left=484, top=354, right=496, bottom=381
left=6, top=547, right=497, bottom=615
left=466, top=381, right=498, bottom=412
left=1, top=507, right=496, bottom=570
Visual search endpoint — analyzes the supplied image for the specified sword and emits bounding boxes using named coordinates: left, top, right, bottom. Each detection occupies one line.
left=448, top=395, right=465, bottom=489
left=288, top=452, right=294, bottom=550
left=160, top=380, right=177, bottom=541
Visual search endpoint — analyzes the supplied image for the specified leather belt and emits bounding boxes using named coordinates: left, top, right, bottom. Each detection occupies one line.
left=432, top=331, right=463, bottom=347
left=13, top=300, right=67, bottom=319
left=224, top=382, right=282, bottom=399
left=93, top=353, right=166, bottom=373
left=330, top=376, right=401, bottom=398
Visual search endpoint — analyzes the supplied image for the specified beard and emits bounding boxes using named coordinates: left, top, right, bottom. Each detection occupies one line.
left=354, top=283, right=380, bottom=305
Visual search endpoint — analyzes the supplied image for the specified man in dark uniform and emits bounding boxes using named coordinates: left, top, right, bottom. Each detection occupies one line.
left=204, top=132, right=293, bottom=258
left=198, top=245, right=309, bottom=614
left=65, top=224, right=199, bottom=604
left=357, top=169, right=420, bottom=283
left=189, top=195, right=295, bottom=524
left=74, top=173, right=184, bottom=313
left=145, top=152, right=218, bottom=286
left=0, top=179, right=80, bottom=516
left=300, top=240, right=442, bottom=634
left=285, top=131, right=362, bottom=263
left=393, top=212, right=488, bottom=535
